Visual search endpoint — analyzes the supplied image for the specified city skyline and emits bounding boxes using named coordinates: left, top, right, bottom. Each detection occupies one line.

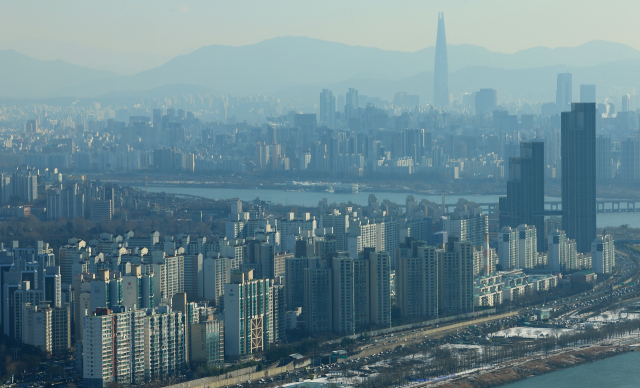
left=0, top=71, right=632, bottom=388
left=0, top=2, right=638, bottom=387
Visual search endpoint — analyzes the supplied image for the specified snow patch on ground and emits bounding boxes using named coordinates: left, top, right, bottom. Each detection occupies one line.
left=490, top=327, right=572, bottom=339
left=587, top=309, right=640, bottom=323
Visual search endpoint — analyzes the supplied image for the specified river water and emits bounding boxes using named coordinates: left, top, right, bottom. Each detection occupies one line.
left=142, top=186, right=640, bottom=228
left=500, top=350, right=640, bottom=388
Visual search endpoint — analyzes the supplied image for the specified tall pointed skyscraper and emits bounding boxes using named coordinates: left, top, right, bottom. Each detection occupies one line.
left=433, top=12, right=449, bottom=107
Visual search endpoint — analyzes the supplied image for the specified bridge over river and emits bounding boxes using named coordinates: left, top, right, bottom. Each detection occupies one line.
left=452, top=199, right=640, bottom=215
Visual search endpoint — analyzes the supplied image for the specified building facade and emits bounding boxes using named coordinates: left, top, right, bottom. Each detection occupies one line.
left=561, top=103, right=596, bottom=253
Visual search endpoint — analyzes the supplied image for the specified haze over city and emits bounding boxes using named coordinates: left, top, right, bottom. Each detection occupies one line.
left=0, top=2, right=639, bottom=388
left=3, top=0, right=640, bottom=57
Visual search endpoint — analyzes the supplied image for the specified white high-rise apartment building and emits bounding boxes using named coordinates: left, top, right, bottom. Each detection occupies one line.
left=548, top=229, right=579, bottom=272
left=122, top=265, right=154, bottom=310
left=83, top=309, right=120, bottom=388
left=438, top=240, right=474, bottom=315
left=368, top=251, right=391, bottom=326
left=498, top=227, right=518, bottom=269
left=517, top=224, right=537, bottom=269
left=203, top=257, right=230, bottom=306
left=84, top=306, right=183, bottom=388
left=143, top=306, right=185, bottom=381
left=473, top=245, right=497, bottom=276
left=396, top=245, right=438, bottom=319
left=548, top=229, right=568, bottom=272
left=44, top=266, right=62, bottom=308
left=304, top=260, right=332, bottom=333
left=382, top=221, right=399, bottom=268
left=148, top=251, right=184, bottom=306
left=51, top=304, right=71, bottom=354
left=12, top=281, right=43, bottom=340
left=445, top=214, right=488, bottom=247
left=352, top=258, right=370, bottom=329
left=22, top=302, right=52, bottom=353
left=279, top=213, right=316, bottom=247
left=285, top=257, right=317, bottom=310
left=59, top=239, right=90, bottom=286
left=332, top=256, right=356, bottom=335
left=346, top=218, right=399, bottom=268
left=592, top=235, right=615, bottom=275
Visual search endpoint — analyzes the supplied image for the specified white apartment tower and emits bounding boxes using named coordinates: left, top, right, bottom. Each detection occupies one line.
left=22, top=302, right=52, bottom=353
left=332, top=256, right=356, bottom=335
left=203, top=257, right=230, bottom=306
left=592, top=235, right=615, bottom=275
left=498, top=227, right=518, bottom=269
left=517, top=224, right=537, bottom=269
left=368, top=251, right=391, bottom=326
left=304, top=260, right=333, bottom=333
left=396, top=244, right=438, bottom=319
left=84, top=306, right=183, bottom=388
left=438, top=240, right=474, bottom=315
left=548, top=229, right=568, bottom=272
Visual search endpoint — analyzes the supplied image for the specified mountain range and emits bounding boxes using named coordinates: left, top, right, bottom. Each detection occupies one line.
left=1, top=37, right=640, bottom=103
left=0, top=39, right=177, bottom=75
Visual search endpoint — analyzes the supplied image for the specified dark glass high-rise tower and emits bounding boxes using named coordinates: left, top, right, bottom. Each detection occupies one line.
left=561, top=103, right=596, bottom=253
left=500, top=142, right=545, bottom=252
left=433, top=12, right=449, bottom=108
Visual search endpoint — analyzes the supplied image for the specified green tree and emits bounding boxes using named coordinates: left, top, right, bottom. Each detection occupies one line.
left=340, top=337, right=357, bottom=351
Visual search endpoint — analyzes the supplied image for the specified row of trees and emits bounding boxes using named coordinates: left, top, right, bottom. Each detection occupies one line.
left=0, top=213, right=218, bottom=256
left=0, top=334, right=45, bottom=381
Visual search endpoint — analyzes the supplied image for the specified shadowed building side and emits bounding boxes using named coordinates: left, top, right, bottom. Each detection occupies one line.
left=561, top=103, right=596, bottom=253
left=500, top=142, right=545, bottom=252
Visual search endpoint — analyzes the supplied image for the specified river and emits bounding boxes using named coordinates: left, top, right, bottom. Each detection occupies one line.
left=141, top=186, right=640, bottom=228
left=501, top=350, right=640, bottom=388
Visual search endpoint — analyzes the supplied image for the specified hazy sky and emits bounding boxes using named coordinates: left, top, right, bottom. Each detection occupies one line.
left=3, top=0, right=640, bottom=56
